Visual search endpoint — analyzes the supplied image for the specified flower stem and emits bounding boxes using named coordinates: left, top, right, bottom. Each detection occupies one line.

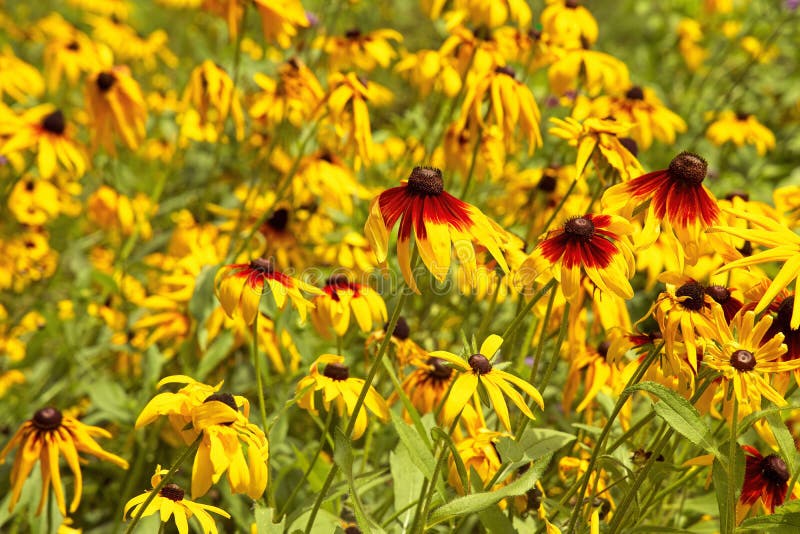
left=123, top=434, right=203, bottom=534
left=725, top=393, right=739, bottom=534
left=501, top=279, right=557, bottom=340
left=252, top=312, right=269, bottom=433
left=303, top=290, right=410, bottom=534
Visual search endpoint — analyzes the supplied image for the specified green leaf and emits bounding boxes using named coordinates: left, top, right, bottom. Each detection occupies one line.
left=738, top=513, right=800, bottom=533
left=766, top=411, right=799, bottom=476
left=188, top=265, right=219, bottom=347
left=626, top=382, right=722, bottom=460
left=390, top=443, right=424, bottom=531
left=253, top=504, right=285, bottom=534
left=428, top=454, right=551, bottom=526
left=478, top=504, right=516, bottom=533
left=87, top=381, right=134, bottom=425
left=195, top=330, right=234, bottom=380
left=333, top=428, right=384, bottom=534
left=390, top=411, right=436, bottom=480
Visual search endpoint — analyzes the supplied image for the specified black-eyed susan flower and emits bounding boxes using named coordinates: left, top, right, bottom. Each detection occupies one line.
left=0, top=104, right=87, bottom=178
left=456, top=0, right=532, bottom=28
left=431, top=334, right=543, bottom=431
left=395, top=356, right=454, bottom=418
left=135, top=377, right=269, bottom=499
left=704, top=308, right=797, bottom=417
left=541, top=0, right=599, bottom=48
left=310, top=274, right=387, bottom=338
left=395, top=49, right=462, bottom=97
left=316, top=28, right=402, bottom=71
left=548, top=116, right=643, bottom=180
left=548, top=45, right=630, bottom=97
left=530, top=213, right=635, bottom=301
left=0, top=407, right=129, bottom=515
left=739, top=446, right=793, bottom=514
left=458, top=65, right=542, bottom=153
left=253, top=0, right=309, bottom=48
left=0, top=47, right=44, bottom=102
left=85, top=66, right=147, bottom=151
left=365, top=316, right=429, bottom=369
left=447, top=428, right=506, bottom=495
left=296, top=354, right=389, bottom=440
left=215, top=258, right=322, bottom=325
left=85, top=15, right=177, bottom=70
left=86, top=185, right=156, bottom=240
left=364, top=166, right=509, bottom=293
left=123, top=466, right=230, bottom=534
left=713, top=209, right=800, bottom=329
left=706, top=111, right=776, bottom=155
left=603, top=151, right=720, bottom=256
left=8, top=177, right=61, bottom=225
left=179, top=61, right=244, bottom=143
left=43, top=32, right=110, bottom=89
left=250, top=59, right=324, bottom=128
left=676, top=18, right=707, bottom=72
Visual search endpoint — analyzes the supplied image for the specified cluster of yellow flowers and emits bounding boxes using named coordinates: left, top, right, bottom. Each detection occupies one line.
left=0, top=0, right=798, bottom=533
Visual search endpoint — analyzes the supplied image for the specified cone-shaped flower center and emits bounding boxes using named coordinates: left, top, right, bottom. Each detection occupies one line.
left=564, top=216, right=595, bottom=241
left=204, top=392, right=238, bottom=411
left=730, top=349, right=756, bottom=371
left=391, top=316, right=410, bottom=340
left=763, top=454, right=790, bottom=484
left=565, top=0, right=579, bottom=8
left=407, top=167, right=444, bottom=196
left=620, top=137, right=638, bottom=156
left=323, top=362, right=350, bottom=381
left=159, top=483, right=185, bottom=502
left=526, top=487, right=543, bottom=510
left=427, top=357, right=453, bottom=381
left=667, top=152, right=708, bottom=186
left=66, top=41, right=80, bottom=51
left=42, top=110, right=66, bottom=135
left=267, top=208, right=289, bottom=231
left=676, top=282, right=705, bottom=311
left=736, top=112, right=751, bottom=121
left=495, top=65, right=516, bottom=79
left=250, top=258, right=275, bottom=274
left=468, top=353, right=492, bottom=374
left=625, top=86, right=645, bottom=100
left=97, top=72, right=116, bottom=92
left=537, top=174, right=557, bottom=193
left=705, top=285, right=730, bottom=304
left=32, top=407, right=63, bottom=431
left=345, top=28, right=362, bottom=39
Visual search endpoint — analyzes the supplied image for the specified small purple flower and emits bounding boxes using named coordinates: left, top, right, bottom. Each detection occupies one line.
left=305, top=10, right=319, bottom=26
left=786, top=0, right=800, bottom=9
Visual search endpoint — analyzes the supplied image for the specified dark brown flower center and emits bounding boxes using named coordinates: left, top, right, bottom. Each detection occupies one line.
left=267, top=208, right=289, bottom=231
left=737, top=241, right=753, bottom=257
left=96, top=72, right=116, bottom=92
left=426, top=357, right=452, bottom=381
left=250, top=258, right=275, bottom=274
left=344, top=28, right=362, bottom=39
left=564, top=216, right=595, bottom=241
left=537, top=175, right=557, bottom=193
left=323, top=362, right=350, bottom=381
left=565, top=0, right=579, bottom=8
left=468, top=353, right=492, bottom=374
left=625, top=86, right=645, bottom=100
left=619, top=137, right=638, bottom=157
left=25, top=180, right=35, bottom=192
left=736, top=112, right=751, bottom=121
left=66, top=41, right=80, bottom=51
left=763, top=454, right=790, bottom=484
left=676, top=282, right=705, bottom=311
left=32, top=407, right=63, bottom=431
left=776, top=296, right=796, bottom=332
left=597, top=341, right=610, bottom=359
left=495, top=65, right=516, bottom=79
left=391, top=316, right=410, bottom=340
left=730, top=349, right=756, bottom=372
left=203, top=392, right=238, bottom=411
left=344, top=526, right=362, bottom=534
left=42, top=110, right=66, bottom=135
left=667, top=152, right=708, bottom=186
left=705, top=285, right=730, bottom=304
left=725, top=191, right=749, bottom=202
left=526, top=487, right=543, bottom=511
left=159, top=483, right=184, bottom=501
left=407, top=167, right=444, bottom=196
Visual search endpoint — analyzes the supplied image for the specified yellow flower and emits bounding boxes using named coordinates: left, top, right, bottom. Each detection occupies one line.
left=123, top=466, right=230, bottom=534
left=316, top=28, right=402, bottom=72
left=253, top=0, right=309, bottom=48
left=541, top=0, right=599, bottom=48
left=179, top=61, right=244, bottom=143
left=215, top=258, right=322, bottom=324
left=87, top=185, right=156, bottom=240
left=432, top=334, right=543, bottom=431
left=706, top=111, right=775, bottom=155
left=454, top=0, right=532, bottom=28
left=249, top=59, right=324, bottom=128
left=310, top=275, right=387, bottom=338
left=0, top=104, right=87, bottom=178
left=296, top=354, right=390, bottom=440
left=548, top=46, right=630, bottom=97
left=704, top=308, right=797, bottom=418
left=135, top=377, right=269, bottom=499
left=43, top=31, right=111, bottom=88
left=85, top=15, right=177, bottom=70
left=0, top=46, right=44, bottom=102
left=395, top=49, right=462, bottom=97
left=365, top=317, right=429, bottom=370
left=448, top=428, right=506, bottom=495
left=0, top=407, right=128, bottom=515
left=677, top=18, right=707, bottom=72
left=85, top=66, right=147, bottom=151
left=8, top=177, right=62, bottom=225
left=395, top=356, right=454, bottom=419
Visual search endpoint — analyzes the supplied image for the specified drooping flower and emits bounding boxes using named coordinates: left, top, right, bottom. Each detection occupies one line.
left=249, top=58, right=325, bottom=128
left=296, top=354, right=390, bottom=440
left=85, top=66, right=147, bottom=151
left=364, top=166, right=509, bottom=293
left=315, top=28, right=402, bottom=71
left=529, top=213, right=635, bottom=301
left=395, top=357, right=454, bottom=419
left=706, top=111, right=776, bottom=155
left=123, top=466, right=230, bottom=534
left=215, top=258, right=322, bottom=324
left=432, top=335, right=543, bottom=431
left=0, top=407, right=129, bottom=515
left=740, top=446, right=792, bottom=513
left=310, top=274, right=387, bottom=338
left=541, top=0, right=599, bottom=48
left=253, top=0, right=309, bottom=48
left=365, top=316, right=429, bottom=369
left=447, top=428, right=506, bottom=495
left=0, top=47, right=44, bottom=102
left=179, top=61, right=244, bottom=143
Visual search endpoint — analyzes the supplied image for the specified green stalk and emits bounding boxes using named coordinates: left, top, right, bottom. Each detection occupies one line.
left=252, top=312, right=269, bottom=432
left=123, top=434, right=203, bottom=534
left=725, top=394, right=739, bottom=534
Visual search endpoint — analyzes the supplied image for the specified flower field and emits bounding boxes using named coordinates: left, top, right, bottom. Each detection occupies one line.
left=2, top=0, right=800, bottom=532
